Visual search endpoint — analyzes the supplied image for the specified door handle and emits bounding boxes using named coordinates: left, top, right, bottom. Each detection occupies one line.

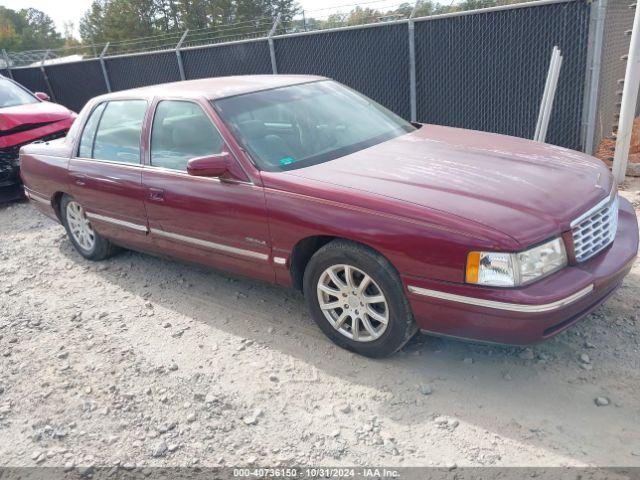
left=70, top=173, right=87, bottom=186
left=148, top=188, right=165, bottom=202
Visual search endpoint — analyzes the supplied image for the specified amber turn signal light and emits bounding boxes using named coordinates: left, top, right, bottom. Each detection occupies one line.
left=466, top=251, right=480, bottom=284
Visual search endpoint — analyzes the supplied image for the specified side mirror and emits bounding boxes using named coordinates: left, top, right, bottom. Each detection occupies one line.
left=187, top=152, right=231, bottom=177
left=34, top=92, right=50, bottom=101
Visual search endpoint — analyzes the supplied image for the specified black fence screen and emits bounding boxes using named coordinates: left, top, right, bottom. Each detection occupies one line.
left=274, top=24, right=410, bottom=119
left=5, top=0, right=602, bottom=153
left=104, top=51, right=181, bottom=91
left=414, top=0, right=589, bottom=151
left=12, top=67, right=49, bottom=96
left=182, top=40, right=272, bottom=79
left=46, top=59, right=108, bottom=113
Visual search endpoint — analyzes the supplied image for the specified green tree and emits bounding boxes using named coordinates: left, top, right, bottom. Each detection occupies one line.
left=79, top=0, right=107, bottom=44
left=19, top=8, right=63, bottom=49
left=78, top=0, right=300, bottom=46
left=235, top=0, right=273, bottom=34
left=323, top=13, right=346, bottom=29
left=0, top=7, right=22, bottom=51
left=271, top=0, right=300, bottom=32
left=62, top=22, right=83, bottom=51
left=346, top=6, right=380, bottom=26
left=0, top=7, right=63, bottom=51
left=455, top=0, right=496, bottom=10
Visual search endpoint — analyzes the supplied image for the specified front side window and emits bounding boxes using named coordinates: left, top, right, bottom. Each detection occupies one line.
left=150, top=100, right=224, bottom=171
left=0, top=77, right=39, bottom=109
left=90, top=100, right=147, bottom=164
left=213, top=80, right=415, bottom=172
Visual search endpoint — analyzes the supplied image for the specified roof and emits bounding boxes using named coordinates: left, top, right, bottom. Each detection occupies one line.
left=100, top=75, right=326, bottom=101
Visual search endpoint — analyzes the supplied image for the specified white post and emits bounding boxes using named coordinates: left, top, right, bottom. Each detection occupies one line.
left=268, top=13, right=282, bottom=75
left=538, top=52, right=563, bottom=143
left=612, top=3, right=640, bottom=184
left=176, top=30, right=189, bottom=81
left=39, top=50, right=56, bottom=102
left=99, top=43, right=112, bottom=92
left=2, top=49, right=13, bottom=79
left=408, top=0, right=419, bottom=123
left=534, top=46, right=563, bottom=143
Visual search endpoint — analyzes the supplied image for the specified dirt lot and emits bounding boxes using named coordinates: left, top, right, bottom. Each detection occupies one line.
left=0, top=181, right=639, bottom=470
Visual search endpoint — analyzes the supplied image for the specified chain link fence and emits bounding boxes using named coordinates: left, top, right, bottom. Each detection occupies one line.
left=182, top=40, right=272, bottom=79
left=44, top=59, right=106, bottom=113
left=275, top=23, right=411, bottom=118
left=105, top=51, right=182, bottom=91
left=414, top=0, right=589, bottom=150
left=3, top=0, right=632, bottom=154
left=589, top=0, right=638, bottom=158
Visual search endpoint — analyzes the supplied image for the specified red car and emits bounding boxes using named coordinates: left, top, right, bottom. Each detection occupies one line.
left=20, top=75, right=639, bottom=357
left=0, top=74, right=76, bottom=201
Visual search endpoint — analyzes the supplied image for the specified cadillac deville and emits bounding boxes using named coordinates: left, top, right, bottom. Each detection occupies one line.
left=20, top=75, right=639, bottom=357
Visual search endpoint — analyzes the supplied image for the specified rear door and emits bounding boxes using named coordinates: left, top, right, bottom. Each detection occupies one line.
left=69, top=99, right=149, bottom=245
left=141, top=99, right=273, bottom=282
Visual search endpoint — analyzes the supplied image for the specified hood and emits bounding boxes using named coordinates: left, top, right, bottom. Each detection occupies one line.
left=284, top=124, right=612, bottom=248
left=0, top=101, right=75, bottom=133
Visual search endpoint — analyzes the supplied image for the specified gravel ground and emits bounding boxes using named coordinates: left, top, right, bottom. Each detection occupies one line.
left=0, top=181, right=639, bottom=470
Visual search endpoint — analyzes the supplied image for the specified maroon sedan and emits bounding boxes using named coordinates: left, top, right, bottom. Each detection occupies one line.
left=20, top=75, right=638, bottom=357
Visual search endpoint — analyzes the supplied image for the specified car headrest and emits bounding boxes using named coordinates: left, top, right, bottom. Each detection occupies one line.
left=172, top=121, right=203, bottom=148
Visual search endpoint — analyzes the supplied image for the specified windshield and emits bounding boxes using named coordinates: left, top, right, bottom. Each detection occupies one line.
left=0, top=77, right=39, bottom=109
left=213, top=80, right=415, bottom=171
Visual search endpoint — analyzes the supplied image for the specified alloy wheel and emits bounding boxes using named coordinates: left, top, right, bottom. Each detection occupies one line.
left=66, top=201, right=96, bottom=252
left=316, top=264, right=389, bottom=342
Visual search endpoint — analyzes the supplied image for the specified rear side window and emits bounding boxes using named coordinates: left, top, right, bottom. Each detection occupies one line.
left=78, top=103, right=106, bottom=158
left=150, top=100, right=224, bottom=171
left=78, top=100, right=147, bottom=164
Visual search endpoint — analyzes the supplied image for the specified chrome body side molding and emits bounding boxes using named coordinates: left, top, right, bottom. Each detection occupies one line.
left=150, top=228, right=269, bottom=261
left=407, top=284, right=594, bottom=313
left=26, top=191, right=50, bottom=205
left=85, top=212, right=148, bottom=233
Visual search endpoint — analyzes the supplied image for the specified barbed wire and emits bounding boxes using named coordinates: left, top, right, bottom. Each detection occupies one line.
left=3, top=0, right=505, bottom=67
left=303, top=0, right=412, bottom=14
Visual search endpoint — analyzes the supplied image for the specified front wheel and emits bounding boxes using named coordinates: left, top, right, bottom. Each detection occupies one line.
left=60, top=194, right=116, bottom=261
left=303, top=240, right=417, bottom=358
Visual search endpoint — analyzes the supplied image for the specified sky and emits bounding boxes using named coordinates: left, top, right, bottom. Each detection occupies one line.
left=0, top=0, right=420, bottom=38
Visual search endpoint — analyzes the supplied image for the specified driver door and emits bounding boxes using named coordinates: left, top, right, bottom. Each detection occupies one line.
left=141, top=99, right=274, bottom=282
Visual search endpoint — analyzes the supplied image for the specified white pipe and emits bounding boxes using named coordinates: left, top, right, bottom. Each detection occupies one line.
left=539, top=53, right=563, bottom=143
left=613, top=4, right=640, bottom=184
left=535, top=47, right=559, bottom=141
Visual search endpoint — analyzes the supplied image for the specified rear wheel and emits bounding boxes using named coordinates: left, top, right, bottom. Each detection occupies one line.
left=60, top=194, right=116, bottom=261
left=303, top=240, right=417, bottom=358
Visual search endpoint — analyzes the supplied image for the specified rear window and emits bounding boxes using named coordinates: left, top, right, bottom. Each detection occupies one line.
left=78, top=103, right=106, bottom=158
left=78, top=100, right=147, bottom=164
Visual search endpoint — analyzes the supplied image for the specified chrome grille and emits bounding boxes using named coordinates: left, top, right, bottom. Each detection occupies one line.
left=571, top=193, right=619, bottom=262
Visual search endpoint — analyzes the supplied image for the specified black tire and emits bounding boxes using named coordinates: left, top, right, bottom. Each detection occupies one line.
left=303, top=239, right=417, bottom=358
left=60, top=194, right=117, bottom=261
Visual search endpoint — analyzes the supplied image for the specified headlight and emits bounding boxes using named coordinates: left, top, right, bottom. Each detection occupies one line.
left=466, top=237, right=567, bottom=287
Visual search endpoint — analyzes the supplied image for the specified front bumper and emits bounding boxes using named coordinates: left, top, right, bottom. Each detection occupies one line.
left=0, top=159, right=24, bottom=202
left=405, top=197, right=639, bottom=345
left=0, top=129, right=69, bottom=203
